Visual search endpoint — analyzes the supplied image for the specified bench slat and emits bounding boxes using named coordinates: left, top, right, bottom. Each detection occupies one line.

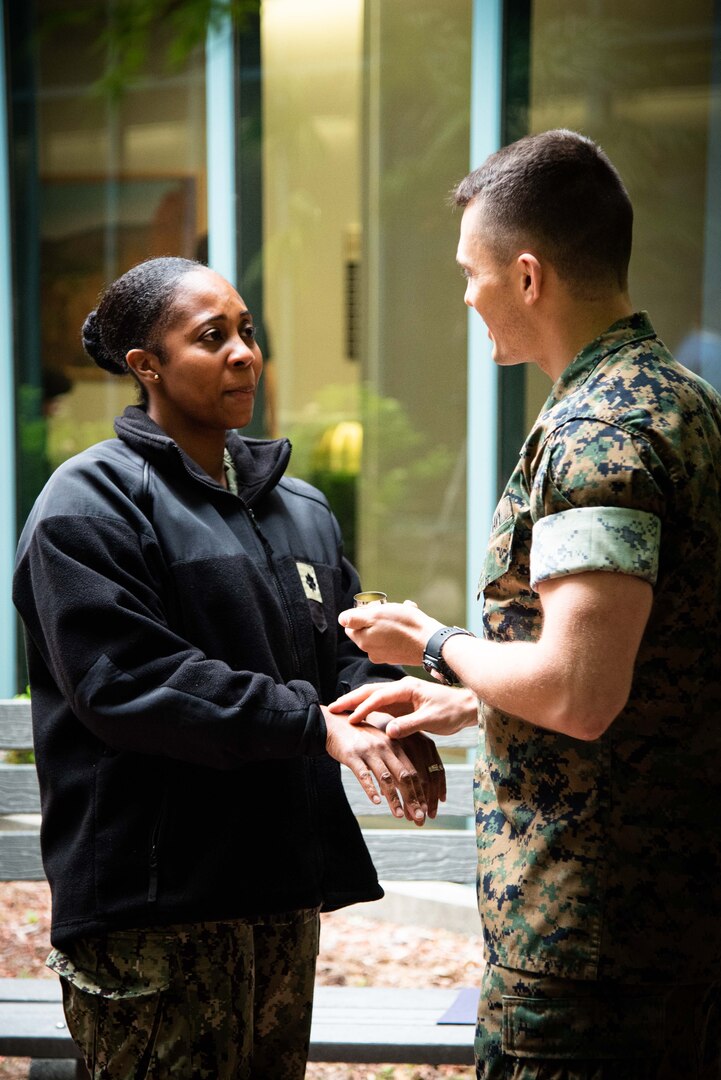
left=342, top=762, right=473, bottom=816
left=0, top=701, right=479, bottom=749
left=309, top=986, right=475, bottom=1064
left=0, top=763, right=41, bottom=813
left=361, top=828, right=476, bottom=883
left=0, top=700, right=33, bottom=750
left=0, top=829, right=477, bottom=884
left=0, top=978, right=60, bottom=1002
left=0, top=831, right=45, bottom=880
left=0, top=1003, right=80, bottom=1059
left=0, top=980, right=474, bottom=1065
left=432, top=725, right=477, bottom=749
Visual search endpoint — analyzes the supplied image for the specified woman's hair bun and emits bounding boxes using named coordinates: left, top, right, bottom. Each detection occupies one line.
left=81, top=310, right=126, bottom=375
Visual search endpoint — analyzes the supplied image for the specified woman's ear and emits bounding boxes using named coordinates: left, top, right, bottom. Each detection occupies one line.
left=126, top=348, right=161, bottom=385
left=516, top=252, right=542, bottom=306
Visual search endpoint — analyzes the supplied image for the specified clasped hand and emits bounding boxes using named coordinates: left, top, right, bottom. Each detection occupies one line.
left=334, top=599, right=478, bottom=739
left=324, top=599, right=480, bottom=821
left=322, top=706, right=445, bottom=826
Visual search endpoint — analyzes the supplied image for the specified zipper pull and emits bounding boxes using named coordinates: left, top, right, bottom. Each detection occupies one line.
left=148, top=847, right=159, bottom=903
left=243, top=501, right=261, bottom=531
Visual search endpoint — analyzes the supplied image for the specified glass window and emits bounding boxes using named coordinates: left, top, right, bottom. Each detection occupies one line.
left=8, top=2, right=206, bottom=527
left=515, top=0, right=721, bottom=429
left=260, top=0, right=472, bottom=626
left=10, top=0, right=472, bottom=644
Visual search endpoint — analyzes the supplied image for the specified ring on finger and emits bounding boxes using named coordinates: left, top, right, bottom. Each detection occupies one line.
left=427, top=764, right=445, bottom=774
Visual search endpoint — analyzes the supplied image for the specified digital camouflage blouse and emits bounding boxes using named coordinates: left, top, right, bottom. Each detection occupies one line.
left=476, top=312, right=721, bottom=982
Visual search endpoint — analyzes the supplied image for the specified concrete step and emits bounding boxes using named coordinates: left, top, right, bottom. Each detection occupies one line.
left=352, top=879, right=480, bottom=936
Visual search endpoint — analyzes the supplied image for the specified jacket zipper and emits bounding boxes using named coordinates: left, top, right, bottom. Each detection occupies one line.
left=242, top=500, right=302, bottom=679
left=173, top=449, right=302, bottom=678
left=148, top=791, right=168, bottom=903
left=148, top=847, right=159, bottom=903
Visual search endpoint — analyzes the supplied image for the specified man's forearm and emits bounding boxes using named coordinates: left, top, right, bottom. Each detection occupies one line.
left=441, top=572, right=652, bottom=741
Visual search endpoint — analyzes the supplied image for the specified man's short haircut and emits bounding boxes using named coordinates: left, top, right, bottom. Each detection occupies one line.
left=452, top=129, right=633, bottom=295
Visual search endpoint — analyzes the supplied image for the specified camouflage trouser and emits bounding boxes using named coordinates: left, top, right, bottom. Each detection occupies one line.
left=475, top=962, right=721, bottom=1080
left=47, top=908, right=320, bottom=1079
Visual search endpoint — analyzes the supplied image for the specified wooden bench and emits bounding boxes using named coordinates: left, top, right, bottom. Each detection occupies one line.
left=0, top=697, right=478, bottom=1072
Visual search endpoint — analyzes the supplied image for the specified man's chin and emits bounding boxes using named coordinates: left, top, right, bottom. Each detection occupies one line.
left=493, top=350, right=533, bottom=368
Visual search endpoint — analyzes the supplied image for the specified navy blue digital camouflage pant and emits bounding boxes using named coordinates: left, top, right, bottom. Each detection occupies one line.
left=48, top=909, right=320, bottom=1079
left=476, top=962, right=721, bottom=1080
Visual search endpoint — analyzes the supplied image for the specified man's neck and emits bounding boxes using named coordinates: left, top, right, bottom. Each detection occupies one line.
left=537, top=293, right=634, bottom=383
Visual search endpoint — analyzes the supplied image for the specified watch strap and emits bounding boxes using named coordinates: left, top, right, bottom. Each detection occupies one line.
left=422, top=625, right=474, bottom=686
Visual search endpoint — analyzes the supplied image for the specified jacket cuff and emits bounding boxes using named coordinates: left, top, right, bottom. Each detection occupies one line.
left=303, top=701, right=328, bottom=757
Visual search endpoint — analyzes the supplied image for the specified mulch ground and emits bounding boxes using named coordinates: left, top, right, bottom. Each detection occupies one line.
left=0, top=881, right=482, bottom=1079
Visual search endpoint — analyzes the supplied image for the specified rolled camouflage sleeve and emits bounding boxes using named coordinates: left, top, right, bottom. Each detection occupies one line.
left=530, top=419, right=664, bottom=588
left=530, top=505, right=660, bottom=587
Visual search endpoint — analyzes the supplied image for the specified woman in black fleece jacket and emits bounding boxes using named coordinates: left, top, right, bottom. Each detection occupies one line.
left=12, top=257, right=445, bottom=1080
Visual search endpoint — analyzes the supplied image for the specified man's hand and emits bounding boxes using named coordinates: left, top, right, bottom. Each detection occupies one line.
left=323, top=706, right=432, bottom=826
left=329, top=676, right=479, bottom=740
left=337, top=601, right=441, bottom=667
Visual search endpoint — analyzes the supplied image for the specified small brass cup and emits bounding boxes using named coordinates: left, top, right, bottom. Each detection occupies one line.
left=353, top=591, right=388, bottom=607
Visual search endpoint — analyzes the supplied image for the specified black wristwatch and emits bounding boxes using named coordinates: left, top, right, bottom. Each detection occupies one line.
left=422, top=626, right=475, bottom=686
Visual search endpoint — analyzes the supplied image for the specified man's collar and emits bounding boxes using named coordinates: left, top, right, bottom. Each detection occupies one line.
left=545, top=311, right=656, bottom=408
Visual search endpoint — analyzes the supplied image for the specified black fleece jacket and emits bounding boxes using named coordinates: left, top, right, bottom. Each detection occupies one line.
left=13, top=406, right=400, bottom=948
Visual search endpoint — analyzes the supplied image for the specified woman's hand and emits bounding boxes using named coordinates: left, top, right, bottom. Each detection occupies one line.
left=329, top=675, right=479, bottom=740
left=396, top=731, right=447, bottom=818
left=323, top=706, right=435, bottom=826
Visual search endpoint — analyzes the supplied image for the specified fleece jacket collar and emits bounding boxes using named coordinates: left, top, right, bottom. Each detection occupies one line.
left=114, top=405, right=292, bottom=508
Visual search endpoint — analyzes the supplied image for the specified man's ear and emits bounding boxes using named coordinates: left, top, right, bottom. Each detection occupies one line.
left=126, top=348, right=161, bottom=385
left=516, top=252, right=542, bottom=305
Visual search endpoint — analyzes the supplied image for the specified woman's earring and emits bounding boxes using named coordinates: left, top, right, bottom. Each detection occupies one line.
left=153, top=373, right=160, bottom=381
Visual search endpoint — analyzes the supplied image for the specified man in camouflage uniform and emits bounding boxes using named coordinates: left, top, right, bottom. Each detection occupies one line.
left=331, top=129, right=721, bottom=1078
